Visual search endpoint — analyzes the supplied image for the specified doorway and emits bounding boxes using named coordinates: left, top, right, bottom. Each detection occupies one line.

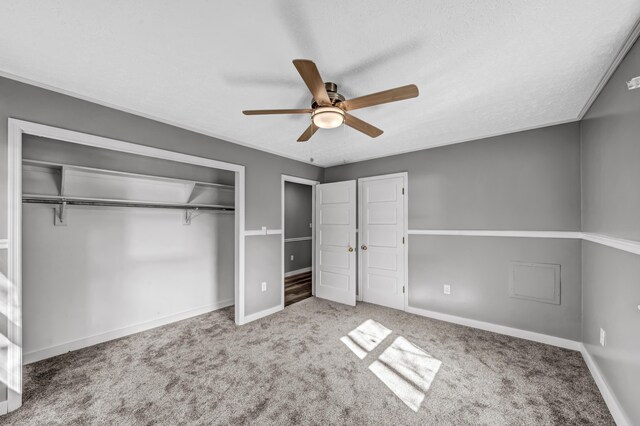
left=311, top=174, right=408, bottom=310
left=281, top=175, right=318, bottom=307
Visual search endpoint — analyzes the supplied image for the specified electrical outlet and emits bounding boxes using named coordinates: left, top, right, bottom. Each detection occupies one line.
left=443, top=284, right=451, bottom=295
left=261, top=282, right=267, bottom=292
left=599, top=328, right=606, bottom=347
left=290, top=255, right=294, bottom=261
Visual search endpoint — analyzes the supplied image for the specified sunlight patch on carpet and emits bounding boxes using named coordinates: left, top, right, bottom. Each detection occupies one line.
left=369, top=336, right=442, bottom=412
left=341, top=319, right=392, bottom=359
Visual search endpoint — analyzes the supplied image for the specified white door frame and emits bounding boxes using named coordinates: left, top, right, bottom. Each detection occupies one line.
left=281, top=175, right=318, bottom=308
left=357, top=172, right=409, bottom=310
left=6, top=118, right=246, bottom=413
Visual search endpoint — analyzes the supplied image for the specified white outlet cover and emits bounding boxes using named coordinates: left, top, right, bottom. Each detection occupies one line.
left=261, top=281, right=267, bottom=292
left=443, top=285, right=451, bottom=295
left=290, top=255, right=294, bottom=261
left=599, top=328, right=606, bottom=347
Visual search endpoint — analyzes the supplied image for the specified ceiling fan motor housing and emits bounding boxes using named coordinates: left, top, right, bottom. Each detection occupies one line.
left=311, top=82, right=345, bottom=108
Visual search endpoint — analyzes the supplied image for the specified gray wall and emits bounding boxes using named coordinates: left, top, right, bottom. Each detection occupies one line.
left=284, top=182, right=312, bottom=238
left=325, top=123, right=583, bottom=340
left=284, top=182, right=312, bottom=273
left=581, top=42, right=640, bottom=242
left=0, top=76, right=323, bottom=323
left=244, top=235, right=283, bottom=314
left=409, top=236, right=582, bottom=340
left=580, top=37, right=640, bottom=424
left=285, top=240, right=312, bottom=274
left=326, top=123, right=581, bottom=231
left=581, top=242, right=640, bottom=423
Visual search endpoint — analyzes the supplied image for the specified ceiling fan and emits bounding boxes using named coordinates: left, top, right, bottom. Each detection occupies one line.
left=242, top=59, right=419, bottom=142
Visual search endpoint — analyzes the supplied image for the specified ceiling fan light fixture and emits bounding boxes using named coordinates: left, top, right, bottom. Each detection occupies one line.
left=243, top=59, right=418, bottom=141
left=312, top=106, right=345, bottom=129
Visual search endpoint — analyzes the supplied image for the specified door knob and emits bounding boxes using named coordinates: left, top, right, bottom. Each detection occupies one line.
left=361, top=244, right=368, bottom=250
left=348, top=246, right=354, bottom=252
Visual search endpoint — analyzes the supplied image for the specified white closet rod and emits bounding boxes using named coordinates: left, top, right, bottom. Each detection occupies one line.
left=22, top=194, right=235, bottom=211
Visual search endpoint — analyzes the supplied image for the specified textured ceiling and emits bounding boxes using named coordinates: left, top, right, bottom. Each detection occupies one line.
left=1, top=1, right=639, bottom=167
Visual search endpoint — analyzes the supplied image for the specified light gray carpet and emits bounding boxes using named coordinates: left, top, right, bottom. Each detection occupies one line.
left=2, top=298, right=613, bottom=425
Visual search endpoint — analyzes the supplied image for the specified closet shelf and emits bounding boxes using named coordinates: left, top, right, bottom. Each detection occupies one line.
left=22, top=159, right=235, bottom=191
left=22, top=194, right=235, bottom=212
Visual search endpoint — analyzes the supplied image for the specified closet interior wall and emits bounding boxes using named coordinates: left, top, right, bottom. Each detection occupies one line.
left=22, top=135, right=235, bottom=363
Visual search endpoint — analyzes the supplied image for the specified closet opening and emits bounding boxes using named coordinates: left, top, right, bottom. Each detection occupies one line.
left=6, top=119, right=245, bottom=411
left=281, top=175, right=318, bottom=308
left=21, top=135, right=237, bottom=363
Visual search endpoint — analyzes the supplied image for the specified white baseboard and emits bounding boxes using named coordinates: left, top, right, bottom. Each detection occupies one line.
left=580, top=345, right=630, bottom=426
left=285, top=267, right=312, bottom=278
left=23, top=298, right=234, bottom=364
left=241, top=304, right=283, bottom=325
left=405, top=306, right=582, bottom=351
left=0, top=400, right=7, bottom=415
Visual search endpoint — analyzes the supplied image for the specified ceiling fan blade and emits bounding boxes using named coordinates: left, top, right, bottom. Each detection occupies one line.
left=243, top=109, right=312, bottom=115
left=344, top=114, right=383, bottom=138
left=297, top=123, right=318, bottom=142
left=293, top=59, right=332, bottom=106
left=339, top=84, right=419, bottom=111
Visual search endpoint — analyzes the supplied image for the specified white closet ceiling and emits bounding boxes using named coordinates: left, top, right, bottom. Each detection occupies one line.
left=1, top=1, right=639, bottom=166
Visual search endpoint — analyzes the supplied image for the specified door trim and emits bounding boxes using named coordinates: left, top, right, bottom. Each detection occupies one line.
left=357, top=172, right=409, bottom=310
left=281, top=175, right=319, bottom=309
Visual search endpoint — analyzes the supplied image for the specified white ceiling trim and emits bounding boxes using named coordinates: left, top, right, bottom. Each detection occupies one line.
left=578, top=15, right=640, bottom=119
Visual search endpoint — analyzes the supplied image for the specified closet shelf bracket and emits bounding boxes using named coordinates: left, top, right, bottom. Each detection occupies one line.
left=183, top=208, right=203, bottom=225
left=54, top=201, right=68, bottom=226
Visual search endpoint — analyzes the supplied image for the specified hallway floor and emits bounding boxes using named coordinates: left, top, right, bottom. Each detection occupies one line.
left=284, top=270, right=312, bottom=306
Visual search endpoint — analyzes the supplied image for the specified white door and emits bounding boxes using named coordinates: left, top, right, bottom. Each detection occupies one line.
left=315, top=181, right=357, bottom=306
left=359, top=174, right=406, bottom=310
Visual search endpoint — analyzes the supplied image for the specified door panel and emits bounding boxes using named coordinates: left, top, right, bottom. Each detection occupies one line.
left=320, top=271, right=349, bottom=290
left=368, top=205, right=398, bottom=224
left=368, top=274, right=399, bottom=292
left=315, top=181, right=357, bottom=306
left=320, top=250, right=350, bottom=269
left=320, top=229, right=350, bottom=246
left=367, top=229, right=398, bottom=247
left=359, top=175, right=406, bottom=310
left=321, top=206, right=350, bottom=225
left=368, top=251, right=397, bottom=271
